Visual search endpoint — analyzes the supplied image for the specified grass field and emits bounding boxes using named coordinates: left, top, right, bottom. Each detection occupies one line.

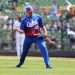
left=0, top=56, right=75, bottom=75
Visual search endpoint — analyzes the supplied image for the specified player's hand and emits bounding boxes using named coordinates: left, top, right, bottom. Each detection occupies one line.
left=45, top=36, right=56, bottom=45
left=16, top=29, right=24, bottom=33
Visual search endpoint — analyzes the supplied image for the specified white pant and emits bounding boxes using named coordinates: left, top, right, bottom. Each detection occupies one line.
left=15, top=32, right=25, bottom=58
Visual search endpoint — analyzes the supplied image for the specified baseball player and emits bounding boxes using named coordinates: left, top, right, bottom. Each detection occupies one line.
left=16, top=5, right=53, bottom=69
left=14, top=16, right=25, bottom=59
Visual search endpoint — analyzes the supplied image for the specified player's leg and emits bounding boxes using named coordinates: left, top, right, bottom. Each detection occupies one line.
left=36, top=37, right=51, bottom=68
left=16, top=37, right=32, bottom=68
left=20, top=34, right=25, bottom=55
left=16, top=36, right=21, bottom=59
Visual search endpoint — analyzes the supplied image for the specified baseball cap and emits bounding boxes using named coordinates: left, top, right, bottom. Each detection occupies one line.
left=24, top=3, right=33, bottom=12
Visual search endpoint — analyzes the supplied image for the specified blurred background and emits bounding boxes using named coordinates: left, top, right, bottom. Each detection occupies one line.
left=0, top=0, right=75, bottom=57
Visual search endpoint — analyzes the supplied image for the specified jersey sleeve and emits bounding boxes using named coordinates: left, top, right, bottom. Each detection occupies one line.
left=38, top=16, right=44, bottom=28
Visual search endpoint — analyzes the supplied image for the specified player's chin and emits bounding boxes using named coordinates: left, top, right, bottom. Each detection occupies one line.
left=28, top=12, right=32, bottom=16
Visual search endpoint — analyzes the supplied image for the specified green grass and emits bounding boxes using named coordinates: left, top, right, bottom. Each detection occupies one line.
left=0, top=56, right=75, bottom=75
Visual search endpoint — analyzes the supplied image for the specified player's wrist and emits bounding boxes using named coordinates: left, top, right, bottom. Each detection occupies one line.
left=44, top=34, right=48, bottom=38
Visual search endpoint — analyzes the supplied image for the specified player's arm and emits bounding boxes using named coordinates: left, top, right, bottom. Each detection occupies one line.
left=40, top=25, right=48, bottom=37
left=38, top=16, right=48, bottom=37
left=16, top=28, right=24, bottom=33
left=14, top=25, right=24, bottom=33
left=38, top=16, right=56, bottom=44
left=42, top=26, right=56, bottom=45
left=13, top=20, right=24, bottom=33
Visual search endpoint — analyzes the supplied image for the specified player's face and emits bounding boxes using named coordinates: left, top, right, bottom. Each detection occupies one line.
left=26, top=8, right=32, bottom=16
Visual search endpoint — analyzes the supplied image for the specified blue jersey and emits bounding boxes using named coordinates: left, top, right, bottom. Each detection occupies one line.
left=20, top=14, right=43, bottom=37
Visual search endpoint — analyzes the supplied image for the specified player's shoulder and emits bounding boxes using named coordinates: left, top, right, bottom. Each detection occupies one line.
left=21, top=16, right=27, bottom=21
left=33, top=14, right=42, bottom=19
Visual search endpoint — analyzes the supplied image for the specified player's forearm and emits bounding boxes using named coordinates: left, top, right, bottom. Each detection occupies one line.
left=41, top=26, right=48, bottom=37
left=16, top=28, right=24, bottom=33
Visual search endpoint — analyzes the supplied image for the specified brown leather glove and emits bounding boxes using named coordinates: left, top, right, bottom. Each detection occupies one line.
left=44, top=36, right=56, bottom=45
